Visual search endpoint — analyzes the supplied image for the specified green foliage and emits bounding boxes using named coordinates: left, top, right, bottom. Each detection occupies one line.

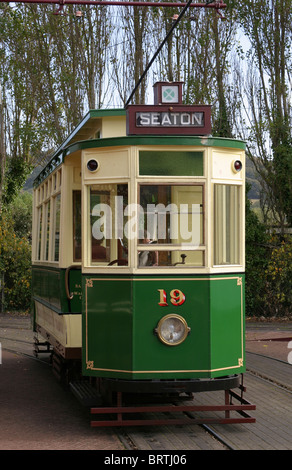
left=245, top=187, right=269, bottom=316
left=272, top=138, right=292, bottom=227
left=263, top=236, right=292, bottom=317
left=7, top=191, right=32, bottom=239
left=2, top=156, right=32, bottom=206
left=246, top=183, right=292, bottom=318
left=0, top=194, right=32, bottom=312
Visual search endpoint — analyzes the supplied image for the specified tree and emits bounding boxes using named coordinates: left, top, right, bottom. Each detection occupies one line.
left=236, top=0, right=292, bottom=232
left=0, top=3, right=112, bottom=210
left=0, top=195, right=32, bottom=312
left=112, top=5, right=152, bottom=105
left=245, top=184, right=269, bottom=316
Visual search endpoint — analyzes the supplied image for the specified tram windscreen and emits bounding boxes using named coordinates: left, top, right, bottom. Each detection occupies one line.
left=214, top=184, right=240, bottom=265
left=137, top=184, right=204, bottom=267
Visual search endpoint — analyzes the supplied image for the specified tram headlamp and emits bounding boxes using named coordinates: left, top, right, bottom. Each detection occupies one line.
left=87, top=159, right=99, bottom=172
left=232, top=160, right=242, bottom=173
left=155, top=314, right=190, bottom=346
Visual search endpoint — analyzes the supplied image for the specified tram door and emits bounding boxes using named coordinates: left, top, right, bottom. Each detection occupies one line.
left=66, top=191, right=82, bottom=314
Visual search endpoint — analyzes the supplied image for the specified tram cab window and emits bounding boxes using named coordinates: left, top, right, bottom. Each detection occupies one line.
left=137, top=184, right=204, bottom=268
left=214, top=184, right=240, bottom=265
left=89, top=184, right=128, bottom=266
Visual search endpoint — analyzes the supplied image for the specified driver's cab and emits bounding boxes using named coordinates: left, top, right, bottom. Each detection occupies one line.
left=79, top=143, right=208, bottom=275
left=63, top=136, right=243, bottom=277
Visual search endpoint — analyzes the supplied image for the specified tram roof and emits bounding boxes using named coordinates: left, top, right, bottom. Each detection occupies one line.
left=34, top=109, right=126, bottom=187
left=61, top=109, right=127, bottom=148
left=33, top=108, right=246, bottom=188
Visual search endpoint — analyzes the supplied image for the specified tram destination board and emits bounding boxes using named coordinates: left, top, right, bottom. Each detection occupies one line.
left=126, top=104, right=212, bottom=135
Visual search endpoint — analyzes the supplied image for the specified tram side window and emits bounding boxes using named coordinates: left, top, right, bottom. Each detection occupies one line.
left=44, top=201, right=50, bottom=260
left=37, top=206, right=43, bottom=260
left=35, top=171, right=62, bottom=263
left=54, top=194, right=61, bottom=262
left=73, top=191, right=81, bottom=261
left=138, top=184, right=204, bottom=267
left=214, top=184, right=240, bottom=265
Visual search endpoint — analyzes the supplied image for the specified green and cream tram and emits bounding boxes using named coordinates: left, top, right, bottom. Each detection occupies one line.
left=32, top=82, right=254, bottom=425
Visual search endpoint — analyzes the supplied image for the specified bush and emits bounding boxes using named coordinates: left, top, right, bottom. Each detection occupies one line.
left=0, top=197, right=32, bottom=312
left=245, top=189, right=292, bottom=318
left=263, top=236, right=292, bottom=317
left=245, top=195, right=269, bottom=316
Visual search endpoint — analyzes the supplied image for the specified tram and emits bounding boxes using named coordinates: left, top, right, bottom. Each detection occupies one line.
left=31, top=82, right=255, bottom=425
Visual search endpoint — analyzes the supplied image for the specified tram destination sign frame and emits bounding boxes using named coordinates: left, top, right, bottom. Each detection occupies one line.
left=126, top=104, right=212, bottom=135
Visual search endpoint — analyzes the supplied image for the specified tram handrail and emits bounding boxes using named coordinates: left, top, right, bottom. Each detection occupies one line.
left=65, top=264, right=82, bottom=300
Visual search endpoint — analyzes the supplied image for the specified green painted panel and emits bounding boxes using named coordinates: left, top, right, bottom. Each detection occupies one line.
left=32, top=270, right=245, bottom=378
left=82, top=274, right=245, bottom=380
left=82, top=277, right=133, bottom=377
left=210, top=275, right=245, bottom=376
left=31, top=266, right=82, bottom=314
left=32, top=267, right=61, bottom=310
left=132, top=278, right=211, bottom=378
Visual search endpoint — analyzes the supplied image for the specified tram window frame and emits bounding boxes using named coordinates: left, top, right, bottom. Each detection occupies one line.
left=53, top=193, right=61, bottom=263
left=34, top=168, right=62, bottom=263
left=137, top=183, right=205, bottom=268
left=214, top=184, right=241, bottom=266
left=44, top=200, right=51, bottom=261
left=36, top=205, right=43, bottom=261
left=73, top=191, right=82, bottom=262
left=87, top=183, right=129, bottom=267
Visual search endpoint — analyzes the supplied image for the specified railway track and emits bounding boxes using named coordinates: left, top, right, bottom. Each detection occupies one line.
left=115, top=353, right=292, bottom=451
left=1, top=316, right=292, bottom=451
left=0, top=341, right=234, bottom=449
left=0, top=330, right=232, bottom=450
left=118, top=419, right=235, bottom=450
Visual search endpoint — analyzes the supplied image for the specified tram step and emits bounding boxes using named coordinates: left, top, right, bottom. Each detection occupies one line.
left=33, top=337, right=52, bottom=356
left=70, top=381, right=103, bottom=407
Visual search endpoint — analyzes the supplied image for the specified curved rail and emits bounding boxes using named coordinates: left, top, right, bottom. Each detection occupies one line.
left=65, top=264, right=81, bottom=300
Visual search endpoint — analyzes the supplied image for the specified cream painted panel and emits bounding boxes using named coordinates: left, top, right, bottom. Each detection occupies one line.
left=35, top=302, right=66, bottom=346
left=212, top=151, right=243, bottom=180
left=84, top=149, right=130, bottom=179
left=101, top=116, right=126, bottom=138
left=65, top=315, right=82, bottom=347
left=35, top=301, right=82, bottom=348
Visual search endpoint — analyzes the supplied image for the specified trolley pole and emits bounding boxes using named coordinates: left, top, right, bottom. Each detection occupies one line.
left=125, top=0, right=194, bottom=107
left=125, top=1, right=226, bottom=106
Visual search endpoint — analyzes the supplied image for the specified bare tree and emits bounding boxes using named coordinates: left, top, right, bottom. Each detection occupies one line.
left=236, top=0, right=292, bottom=230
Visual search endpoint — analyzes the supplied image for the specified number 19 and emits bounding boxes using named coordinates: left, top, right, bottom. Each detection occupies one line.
left=158, top=289, right=185, bottom=306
